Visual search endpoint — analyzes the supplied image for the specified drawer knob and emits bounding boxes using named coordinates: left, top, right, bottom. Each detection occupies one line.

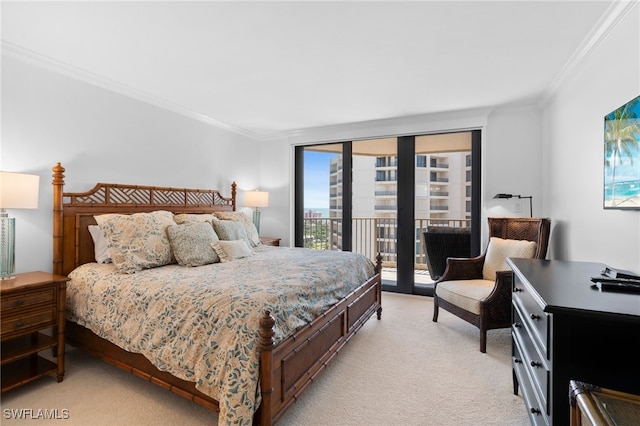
left=16, top=299, right=25, bottom=306
left=514, top=287, right=523, bottom=292
left=530, top=313, right=541, bottom=321
left=15, top=320, right=25, bottom=328
left=530, top=360, right=543, bottom=368
left=530, top=407, right=541, bottom=415
left=514, top=358, right=523, bottom=364
left=514, top=322, right=522, bottom=328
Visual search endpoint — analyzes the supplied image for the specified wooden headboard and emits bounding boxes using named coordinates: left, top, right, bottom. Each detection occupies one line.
left=52, top=163, right=237, bottom=276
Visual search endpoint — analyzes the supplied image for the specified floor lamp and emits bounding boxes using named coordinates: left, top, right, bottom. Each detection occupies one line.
left=244, top=190, right=269, bottom=235
left=0, top=171, right=40, bottom=280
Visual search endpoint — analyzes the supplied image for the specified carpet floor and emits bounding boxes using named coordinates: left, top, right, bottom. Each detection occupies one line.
left=1, top=292, right=530, bottom=425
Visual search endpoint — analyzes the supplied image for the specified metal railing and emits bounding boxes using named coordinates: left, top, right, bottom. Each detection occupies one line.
left=303, top=217, right=471, bottom=270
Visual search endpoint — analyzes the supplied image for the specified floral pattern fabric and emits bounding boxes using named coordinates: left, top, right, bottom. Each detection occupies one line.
left=66, top=246, right=376, bottom=425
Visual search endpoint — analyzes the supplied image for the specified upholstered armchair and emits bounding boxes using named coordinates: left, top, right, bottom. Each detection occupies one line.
left=432, top=217, right=551, bottom=353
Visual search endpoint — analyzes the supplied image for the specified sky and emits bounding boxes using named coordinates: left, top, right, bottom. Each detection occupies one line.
left=304, top=151, right=338, bottom=209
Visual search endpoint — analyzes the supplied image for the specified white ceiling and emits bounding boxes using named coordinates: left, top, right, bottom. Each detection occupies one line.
left=1, top=1, right=625, bottom=139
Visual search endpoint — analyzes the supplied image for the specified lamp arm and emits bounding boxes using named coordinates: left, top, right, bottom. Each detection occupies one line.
left=517, top=195, right=533, bottom=217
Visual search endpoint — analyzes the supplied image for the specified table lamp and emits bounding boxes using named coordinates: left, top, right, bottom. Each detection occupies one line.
left=244, top=190, right=269, bottom=234
left=0, top=171, right=40, bottom=279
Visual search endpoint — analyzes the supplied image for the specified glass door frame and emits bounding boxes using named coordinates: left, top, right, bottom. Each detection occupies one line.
left=294, top=129, right=481, bottom=296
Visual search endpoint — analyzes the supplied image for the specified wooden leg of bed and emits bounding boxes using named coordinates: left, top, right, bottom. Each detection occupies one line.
left=259, top=311, right=275, bottom=426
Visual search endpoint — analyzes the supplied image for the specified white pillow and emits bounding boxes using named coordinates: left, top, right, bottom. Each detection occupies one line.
left=482, top=237, right=537, bottom=280
left=210, top=240, right=253, bottom=263
left=88, top=225, right=111, bottom=264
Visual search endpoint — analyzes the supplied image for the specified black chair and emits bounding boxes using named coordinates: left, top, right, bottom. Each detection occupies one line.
left=423, top=226, right=471, bottom=280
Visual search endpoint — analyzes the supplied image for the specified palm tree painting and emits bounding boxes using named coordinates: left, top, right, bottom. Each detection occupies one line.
left=604, top=95, right=640, bottom=209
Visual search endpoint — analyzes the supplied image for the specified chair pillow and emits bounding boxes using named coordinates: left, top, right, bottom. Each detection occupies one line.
left=482, top=237, right=537, bottom=280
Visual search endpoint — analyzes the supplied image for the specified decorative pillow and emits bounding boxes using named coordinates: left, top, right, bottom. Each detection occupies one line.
left=483, top=237, right=537, bottom=280
left=173, top=213, right=216, bottom=225
left=166, top=222, right=220, bottom=267
left=212, top=218, right=250, bottom=244
left=213, top=211, right=260, bottom=247
left=94, top=211, right=176, bottom=274
left=210, top=239, right=253, bottom=263
left=88, top=225, right=111, bottom=264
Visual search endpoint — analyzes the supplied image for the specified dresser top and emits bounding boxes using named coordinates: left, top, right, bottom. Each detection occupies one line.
left=507, top=258, right=640, bottom=319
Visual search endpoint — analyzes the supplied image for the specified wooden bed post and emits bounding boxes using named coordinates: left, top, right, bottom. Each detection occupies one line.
left=52, top=163, right=65, bottom=276
left=258, top=311, right=275, bottom=426
left=231, top=182, right=237, bottom=212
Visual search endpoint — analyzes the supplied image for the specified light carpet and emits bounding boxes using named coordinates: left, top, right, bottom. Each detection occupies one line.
left=1, top=292, right=530, bottom=425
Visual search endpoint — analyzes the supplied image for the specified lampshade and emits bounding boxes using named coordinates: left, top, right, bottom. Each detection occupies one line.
left=245, top=190, right=269, bottom=208
left=493, top=193, right=515, bottom=199
left=0, top=172, right=40, bottom=209
left=1, top=171, right=40, bottom=280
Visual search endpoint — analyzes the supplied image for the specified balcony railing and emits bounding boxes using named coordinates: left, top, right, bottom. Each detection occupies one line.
left=303, top=217, right=471, bottom=271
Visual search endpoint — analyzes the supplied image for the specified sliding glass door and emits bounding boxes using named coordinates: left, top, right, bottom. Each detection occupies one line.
left=295, top=130, right=481, bottom=296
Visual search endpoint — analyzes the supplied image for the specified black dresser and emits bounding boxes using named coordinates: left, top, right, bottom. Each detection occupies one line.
left=507, top=258, right=640, bottom=425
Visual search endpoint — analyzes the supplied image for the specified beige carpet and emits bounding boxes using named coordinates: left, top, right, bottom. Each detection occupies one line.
left=1, top=293, right=530, bottom=425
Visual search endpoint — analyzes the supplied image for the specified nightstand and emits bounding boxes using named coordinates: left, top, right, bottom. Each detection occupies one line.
left=260, top=237, right=281, bottom=247
left=1, top=272, right=69, bottom=393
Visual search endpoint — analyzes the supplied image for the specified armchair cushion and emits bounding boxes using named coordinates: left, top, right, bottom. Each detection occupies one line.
left=482, top=237, right=537, bottom=280
left=435, top=279, right=496, bottom=315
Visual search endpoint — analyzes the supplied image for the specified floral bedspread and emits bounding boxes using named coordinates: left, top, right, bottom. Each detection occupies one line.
left=66, top=246, right=376, bottom=425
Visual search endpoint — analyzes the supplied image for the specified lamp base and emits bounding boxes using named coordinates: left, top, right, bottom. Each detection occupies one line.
left=1, top=216, right=16, bottom=280
left=252, top=209, right=261, bottom=235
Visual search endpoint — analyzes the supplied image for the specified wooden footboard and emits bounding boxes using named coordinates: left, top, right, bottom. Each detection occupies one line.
left=259, top=264, right=382, bottom=425
left=65, top=267, right=381, bottom=425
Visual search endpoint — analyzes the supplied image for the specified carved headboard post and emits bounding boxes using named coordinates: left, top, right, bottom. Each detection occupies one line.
left=52, top=163, right=65, bottom=276
left=231, top=182, right=237, bottom=211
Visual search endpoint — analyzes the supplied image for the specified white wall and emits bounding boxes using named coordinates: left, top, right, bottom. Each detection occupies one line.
left=542, top=4, right=640, bottom=271
left=1, top=54, right=262, bottom=274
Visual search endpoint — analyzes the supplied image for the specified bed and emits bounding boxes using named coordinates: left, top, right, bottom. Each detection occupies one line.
left=51, top=163, right=382, bottom=425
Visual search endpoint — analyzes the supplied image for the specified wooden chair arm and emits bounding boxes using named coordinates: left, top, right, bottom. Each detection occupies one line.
left=436, top=255, right=485, bottom=283
left=485, top=270, right=514, bottom=303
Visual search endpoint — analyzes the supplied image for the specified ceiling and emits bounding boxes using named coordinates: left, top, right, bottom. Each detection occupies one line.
left=1, top=1, right=623, bottom=139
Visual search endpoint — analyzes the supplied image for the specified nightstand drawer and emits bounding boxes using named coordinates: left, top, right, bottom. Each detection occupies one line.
left=1, top=307, right=57, bottom=338
left=1, top=286, right=57, bottom=313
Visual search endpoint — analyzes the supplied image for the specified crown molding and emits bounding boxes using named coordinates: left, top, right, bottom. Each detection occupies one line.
left=538, top=0, right=639, bottom=106
left=283, top=107, right=493, bottom=145
left=1, top=41, right=268, bottom=141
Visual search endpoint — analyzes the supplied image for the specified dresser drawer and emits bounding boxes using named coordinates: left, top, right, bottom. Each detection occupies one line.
left=1, top=307, right=57, bottom=338
left=513, top=333, right=550, bottom=426
left=1, top=286, right=57, bottom=314
left=513, top=278, right=549, bottom=358
left=513, top=304, right=550, bottom=411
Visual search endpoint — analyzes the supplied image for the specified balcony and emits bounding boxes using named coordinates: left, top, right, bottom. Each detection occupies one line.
left=302, top=217, right=471, bottom=276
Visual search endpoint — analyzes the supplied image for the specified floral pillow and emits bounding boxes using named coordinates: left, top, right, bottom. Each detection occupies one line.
left=94, top=210, right=176, bottom=274
left=212, top=218, right=251, bottom=244
left=166, top=222, right=220, bottom=267
left=173, top=213, right=216, bottom=225
left=213, top=211, right=260, bottom=247
left=210, top=239, right=253, bottom=263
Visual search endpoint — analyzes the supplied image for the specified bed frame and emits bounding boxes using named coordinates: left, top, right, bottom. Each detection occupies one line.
left=51, top=163, right=382, bottom=425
